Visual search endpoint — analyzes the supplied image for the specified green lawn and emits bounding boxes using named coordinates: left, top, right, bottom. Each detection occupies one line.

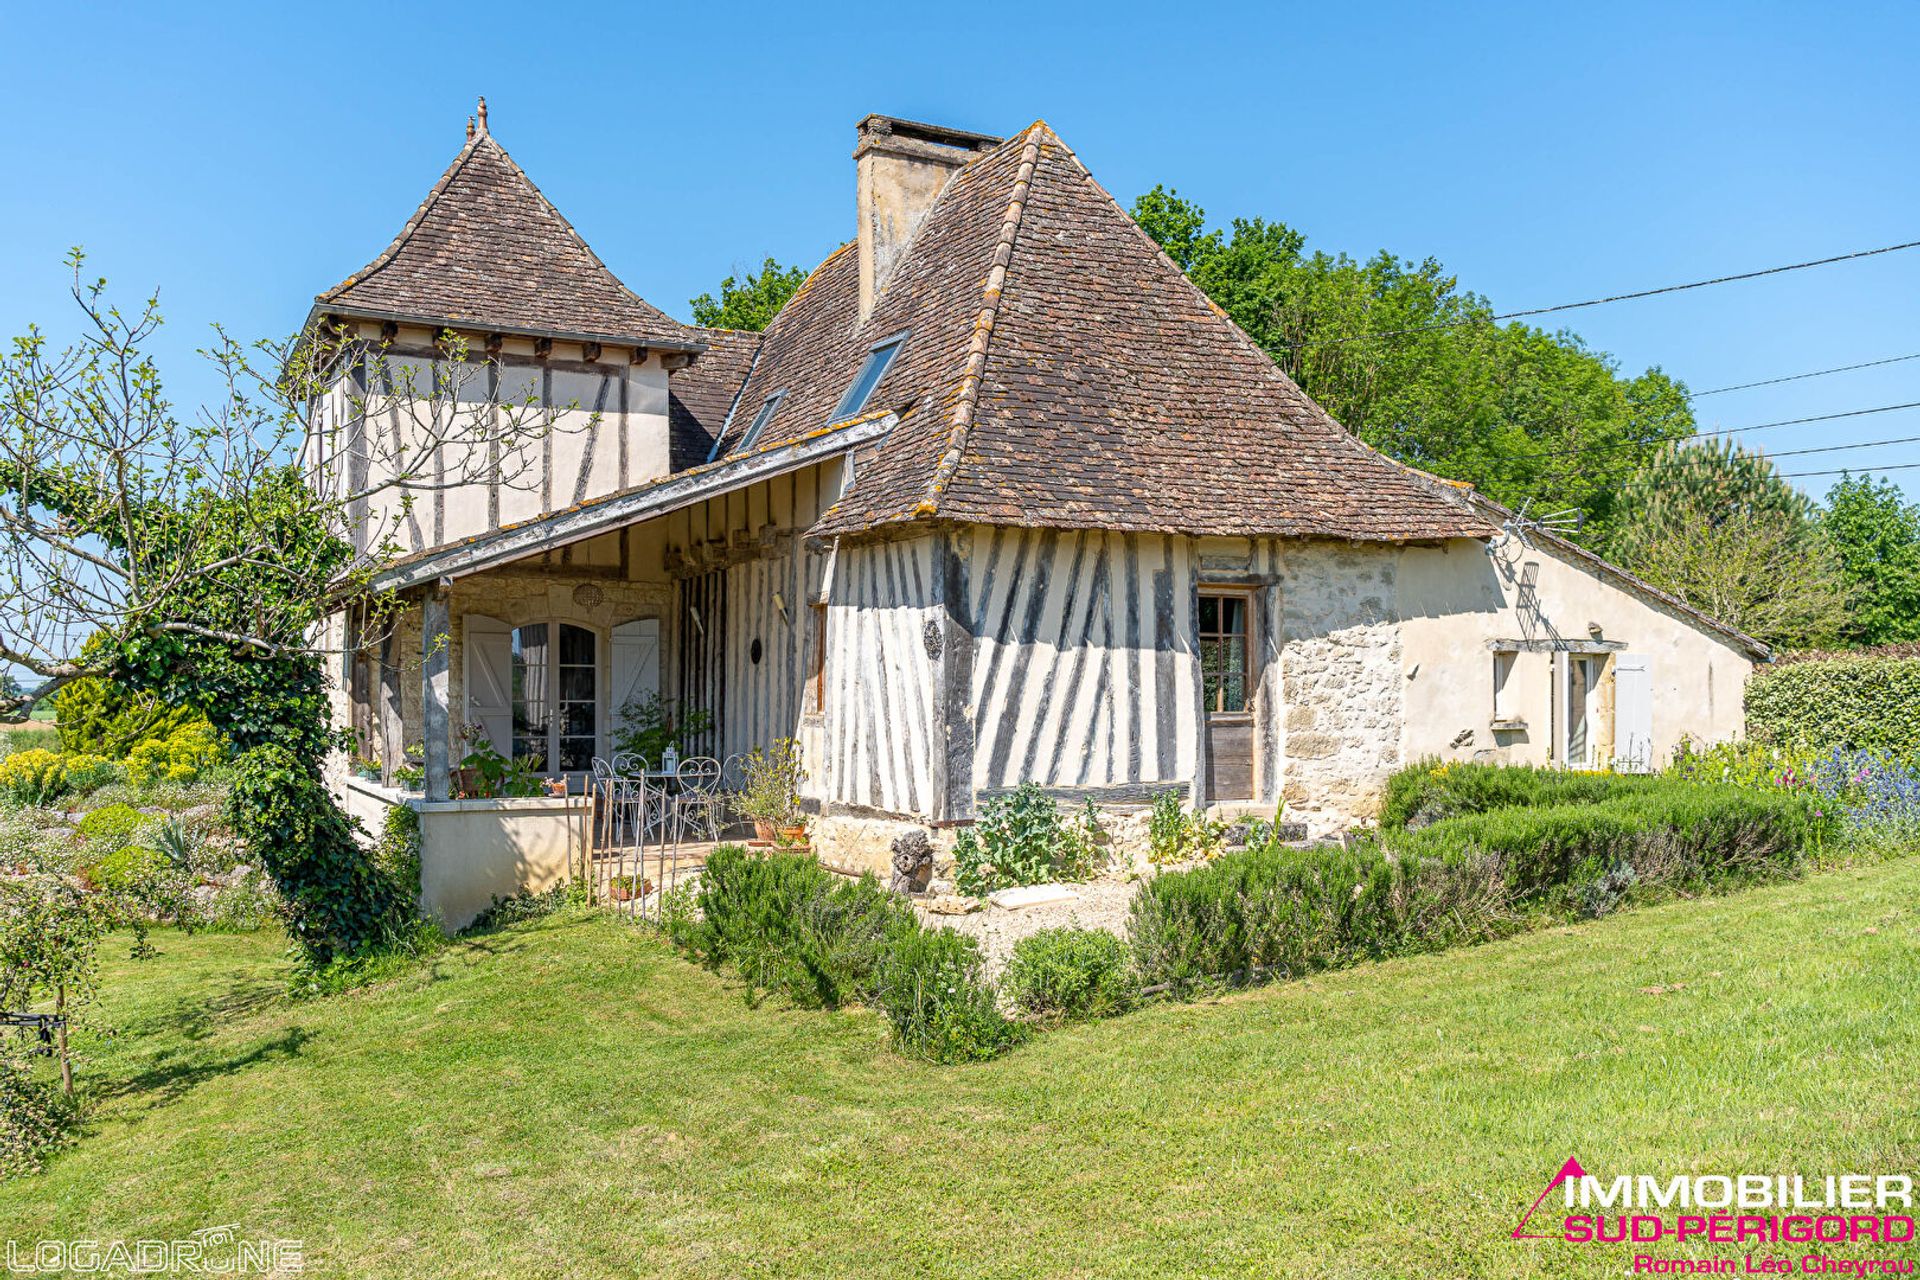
left=7, top=861, right=1920, bottom=1278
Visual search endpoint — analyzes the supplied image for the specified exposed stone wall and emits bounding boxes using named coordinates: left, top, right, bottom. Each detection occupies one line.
left=1274, top=541, right=1403, bottom=833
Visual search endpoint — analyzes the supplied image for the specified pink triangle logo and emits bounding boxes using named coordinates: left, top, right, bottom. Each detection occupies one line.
left=1512, top=1158, right=1588, bottom=1240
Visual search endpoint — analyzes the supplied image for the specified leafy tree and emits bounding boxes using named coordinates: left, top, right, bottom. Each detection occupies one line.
left=1817, top=474, right=1920, bottom=646
left=689, top=256, right=808, bottom=332
left=1607, top=440, right=1848, bottom=649
left=1130, top=187, right=1695, bottom=549
left=0, top=254, right=565, bottom=964
left=53, top=635, right=205, bottom=756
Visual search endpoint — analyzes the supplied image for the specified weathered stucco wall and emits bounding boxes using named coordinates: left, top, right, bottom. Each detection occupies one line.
left=1397, top=536, right=1752, bottom=770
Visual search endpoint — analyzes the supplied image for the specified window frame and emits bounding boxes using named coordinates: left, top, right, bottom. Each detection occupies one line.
left=508, top=620, right=601, bottom=777
left=829, top=331, right=909, bottom=424
left=1491, top=649, right=1520, bottom=725
left=806, top=602, right=829, bottom=715
left=1197, top=588, right=1255, bottom=717
left=736, top=389, right=786, bottom=452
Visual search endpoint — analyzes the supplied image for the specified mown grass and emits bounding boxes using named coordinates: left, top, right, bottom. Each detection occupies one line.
left=4, top=860, right=1919, bottom=1278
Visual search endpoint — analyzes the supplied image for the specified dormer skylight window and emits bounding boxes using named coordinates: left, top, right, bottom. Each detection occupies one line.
left=830, top=333, right=907, bottom=424
left=738, top=390, right=786, bottom=451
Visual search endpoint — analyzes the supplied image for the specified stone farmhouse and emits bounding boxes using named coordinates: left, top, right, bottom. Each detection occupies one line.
left=313, top=104, right=1762, bottom=910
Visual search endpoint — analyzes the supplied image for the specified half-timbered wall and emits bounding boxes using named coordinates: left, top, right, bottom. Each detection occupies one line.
left=659, top=462, right=842, bottom=779
left=964, top=527, right=1203, bottom=800
left=824, top=538, right=940, bottom=815
left=311, top=322, right=672, bottom=560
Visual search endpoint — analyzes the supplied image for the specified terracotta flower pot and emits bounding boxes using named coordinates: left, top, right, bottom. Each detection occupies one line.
left=753, top=819, right=777, bottom=843
left=777, top=825, right=808, bottom=846
left=608, top=877, right=652, bottom=901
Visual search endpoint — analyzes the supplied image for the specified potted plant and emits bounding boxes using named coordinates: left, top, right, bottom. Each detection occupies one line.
left=351, top=753, right=381, bottom=782
left=736, top=739, right=806, bottom=844
left=606, top=873, right=652, bottom=901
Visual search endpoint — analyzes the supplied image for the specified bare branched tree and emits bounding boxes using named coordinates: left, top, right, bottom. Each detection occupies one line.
left=0, top=253, right=582, bottom=716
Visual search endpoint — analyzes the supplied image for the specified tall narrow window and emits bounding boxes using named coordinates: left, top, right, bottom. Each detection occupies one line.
left=831, top=334, right=906, bottom=422
left=1492, top=650, right=1519, bottom=723
left=1198, top=592, right=1251, bottom=714
left=807, top=602, right=829, bottom=714
left=737, top=390, right=785, bottom=451
left=511, top=623, right=550, bottom=769
left=511, top=622, right=598, bottom=774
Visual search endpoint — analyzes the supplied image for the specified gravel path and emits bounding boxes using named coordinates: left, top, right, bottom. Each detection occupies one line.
left=914, top=877, right=1141, bottom=976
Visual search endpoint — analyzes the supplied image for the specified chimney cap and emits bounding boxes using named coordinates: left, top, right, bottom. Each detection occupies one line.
left=855, top=114, right=1001, bottom=156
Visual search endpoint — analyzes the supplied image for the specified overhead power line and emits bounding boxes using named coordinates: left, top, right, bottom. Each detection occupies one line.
left=1689, top=351, right=1920, bottom=397
left=1760, top=433, right=1920, bottom=461
left=1780, top=459, right=1920, bottom=480
left=1298, top=236, right=1920, bottom=349
left=1520, top=400, right=1920, bottom=463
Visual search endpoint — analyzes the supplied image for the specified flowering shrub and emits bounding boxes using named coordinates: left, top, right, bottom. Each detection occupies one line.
left=0, top=750, right=71, bottom=807
left=124, top=722, right=224, bottom=788
left=1667, top=740, right=1920, bottom=852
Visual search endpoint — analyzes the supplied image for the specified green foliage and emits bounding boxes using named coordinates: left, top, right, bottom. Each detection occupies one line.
left=952, top=784, right=1100, bottom=895
left=734, top=739, right=805, bottom=829
left=371, top=805, right=422, bottom=904
left=0, top=726, right=60, bottom=757
left=0, top=1050, right=76, bottom=1178
left=287, top=918, right=445, bottom=999
left=612, top=694, right=714, bottom=767
left=1134, top=770, right=1833, bottom=988
left=85, top=844, right=168, bottom=893
left=60, top=754, right=119, bottom=796
left=124, top=721, right=223, bottom=788
left=0, top=750, right=71, bottom=807
left=1130, top=187, right=1694, bottom=549
left=1380, top=759, right=1657, bottom=829
left=1129, top=838, right=1513, bottom=988
left=1746, top=654, right=1920, bottom=757
left=0, top=872, right=109, bottom=1101
left=53, top=658, right=202, bottom=759
left=1604, top=439, right=1848, bottom=649
left=680, top=846, right=912, bottom=1009
left=873, top=926, right=1025, bottom=1064
left=689, top=257, right=809, bottom=332
left=76, top=803, right=151, bottom=852
left=1001, top=927, right=1138, bottom=1022
left=1147, top=789, right=1227, bottom=864
left=456, top=736, right=543, bottom=798
left=230, top=744, right=414, bottom=966
left=467, top=880, right=587, bottom=933
left=1817, top=475, right=1920, bottom=647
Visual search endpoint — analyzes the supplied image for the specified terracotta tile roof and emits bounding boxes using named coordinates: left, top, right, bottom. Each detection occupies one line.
left=716, top=122, right=1491, bottom=542
left=316, top=130, right=700, bottom=352
left=668, top=328, right=762, bottom=470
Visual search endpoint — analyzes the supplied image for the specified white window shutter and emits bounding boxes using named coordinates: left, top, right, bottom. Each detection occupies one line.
left=610, top=619, right=661, bottom=737
left=1614, top=654, right=1654, bottom=773
left=464, top=615, right=514, bottom=753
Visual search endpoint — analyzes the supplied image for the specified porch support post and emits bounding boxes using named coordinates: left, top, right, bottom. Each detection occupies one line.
left=422, top=577, right=453, bottom=802
left=1188, top=539, right=1210, bottom=811
left=929, top=530, right=976, bottom=822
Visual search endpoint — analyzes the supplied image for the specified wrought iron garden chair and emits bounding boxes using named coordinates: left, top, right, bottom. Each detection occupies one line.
left=673, top=756, right=726, bottom=843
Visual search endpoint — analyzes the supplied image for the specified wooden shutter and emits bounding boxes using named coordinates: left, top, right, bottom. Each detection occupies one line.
left=464, top=614, right=514, bottom=753
left=610, top=618, right=661, bottom=737
left=1613, top=654, right=1653, bottom=772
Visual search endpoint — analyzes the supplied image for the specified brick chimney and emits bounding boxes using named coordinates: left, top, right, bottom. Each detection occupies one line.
left=855, top=115, right=1002, bottom=322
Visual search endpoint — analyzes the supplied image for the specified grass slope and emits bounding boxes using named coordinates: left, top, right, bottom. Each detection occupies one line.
left=6, top=862, right=1919, bottom=1278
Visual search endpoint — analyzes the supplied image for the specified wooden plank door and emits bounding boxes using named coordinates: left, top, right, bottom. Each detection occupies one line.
left=1199, top=589, right=1255, bottom=802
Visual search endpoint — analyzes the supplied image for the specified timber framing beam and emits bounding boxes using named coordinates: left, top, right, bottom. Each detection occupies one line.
left=368, top=413, right=898, bottom=594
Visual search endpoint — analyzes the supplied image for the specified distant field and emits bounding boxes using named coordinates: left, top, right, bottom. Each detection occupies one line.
left=4, top=858, right=1917, bottom=1278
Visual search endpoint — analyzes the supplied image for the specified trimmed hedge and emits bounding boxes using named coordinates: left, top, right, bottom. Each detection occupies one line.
left=1380, top=760, right=1660, bottom=829
left=1746, top=654, right=1920, bottom=757
left=1133, top=781, right=1832, bottom=987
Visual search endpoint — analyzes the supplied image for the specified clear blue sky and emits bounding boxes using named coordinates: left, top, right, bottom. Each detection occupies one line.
left=4, top=0, right=1917, bottom=502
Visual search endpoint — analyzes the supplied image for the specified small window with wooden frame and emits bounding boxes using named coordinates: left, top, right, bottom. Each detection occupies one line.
left=806, top=602, right=828, bottom=715
left=1197, top=590, right=1253, bottom=715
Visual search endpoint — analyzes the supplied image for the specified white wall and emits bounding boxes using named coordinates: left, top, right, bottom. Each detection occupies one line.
left=1397, top=536, right=1754, bottom=771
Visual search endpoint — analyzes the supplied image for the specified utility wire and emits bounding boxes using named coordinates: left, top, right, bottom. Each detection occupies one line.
left=1759, top=433, right=1920, bottom=461
left=1295, top=237, right=1920, bottom=349
left=1518, top=400, right=1920, bottom=463
left=1689, top=351, right=1920, bottom=397
left=1780, top=459, right=1920, bottom=479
